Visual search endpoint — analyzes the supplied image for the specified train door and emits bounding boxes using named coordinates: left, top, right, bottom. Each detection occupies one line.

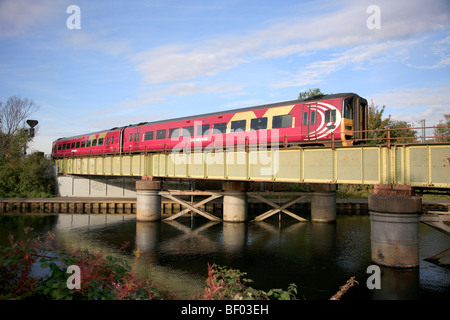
left=301, top=104, right=318, bottom=141
left=127, top=127, right=141, bottom=152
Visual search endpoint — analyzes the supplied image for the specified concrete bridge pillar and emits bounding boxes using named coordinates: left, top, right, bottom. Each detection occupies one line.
left=222, top=181, right=248, bottom=222
left=136, top=180, right=162, bottom=222
left=369, top=185, right=422, bottom=268
left=310, top=184, right=336, bottom=223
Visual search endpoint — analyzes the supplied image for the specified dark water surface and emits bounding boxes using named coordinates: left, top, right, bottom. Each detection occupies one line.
left=1, top=213, right=449, bottom=300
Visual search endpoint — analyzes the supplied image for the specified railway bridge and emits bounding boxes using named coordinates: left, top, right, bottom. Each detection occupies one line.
left=54, top=142, right=450, bottom=268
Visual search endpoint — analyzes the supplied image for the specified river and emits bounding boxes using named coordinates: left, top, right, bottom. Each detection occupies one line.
left=0, top=211, right=449, bottom=300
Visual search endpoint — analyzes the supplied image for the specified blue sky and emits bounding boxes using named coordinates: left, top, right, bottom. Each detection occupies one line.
left=0, top=0, right=449, bottom=154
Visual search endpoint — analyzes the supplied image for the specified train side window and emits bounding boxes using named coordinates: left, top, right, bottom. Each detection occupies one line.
left=182, top=126, right=194, bottom=137
left=76, top=142, right=80, bottom=148
left=169, top=128, right=179, bottom=139
left=111, top=137, right=114, bottom=144
left=144, top=131, right=154, bottom=141
left=303, top=112, right=308, bottom=126
left=129, top=133, right=133, bottom=142
left=98, top=138, right=104, bottom=146
left=213, top=123, right=227, bottom=134
left=310, top=111, right=316, bottom=125
left=134, top=133, right=139, bottom=142
left=156, top=129, right=166, bottom=139
left=325, top=110, right=336, bottom=123
left=81, top=141, right=85, bottom=148
left=230, top=120, right=246, bottom=132
left=92, top=139, right=97, bottom=147
left=62, top=144, right=66, bottom=150
left=106, top=137, right=110, bottom=145
left=272, top=114, right=292, bottom=129
left=70, top=142, right=75, bottom=149
left=196, top=124, right=209, bottom=136
left=250, top=117, right=267, bottom=130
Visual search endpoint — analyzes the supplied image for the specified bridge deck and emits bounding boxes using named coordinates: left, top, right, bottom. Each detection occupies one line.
left=55, top=144, right=450, bottom=188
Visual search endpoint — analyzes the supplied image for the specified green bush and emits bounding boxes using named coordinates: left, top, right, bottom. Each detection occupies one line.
left=0, top=152, right=55, bottom=198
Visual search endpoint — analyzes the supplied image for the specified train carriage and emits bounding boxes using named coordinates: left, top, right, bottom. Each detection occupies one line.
left=51, top=93, right=367, bottom=158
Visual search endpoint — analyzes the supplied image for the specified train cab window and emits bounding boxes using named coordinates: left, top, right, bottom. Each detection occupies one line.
left=92, top=139, right=97, bottom=147
left=81, top=141, right=86, bottom=148
left=98, top=138, right=104, bottom=146
left=250, top=117, right=267, bottom=130
left=144, top=131, right=154, bottom=141
left=169, top=128, right=179, bottom=139
left=196, top=124, right=209, bottom=136
left=272, top=115, right=292, bottom=129
left=213, top=123, right=227, bottom=134
left=76, top=142, right=80, bottom=148
left=310, top=111, right=316, bottom=125
left=343, top=98, right=353, bottom=119
left=325, top=110, right=336, bottom=123
left=156, top=129, right=166, bottom=139
left=182, top=126, right=194, bottom=137
left=230, top=120, right=246, bottom=132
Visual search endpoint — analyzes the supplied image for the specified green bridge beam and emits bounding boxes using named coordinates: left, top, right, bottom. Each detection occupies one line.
left=56, top=144, right=450, bottom=188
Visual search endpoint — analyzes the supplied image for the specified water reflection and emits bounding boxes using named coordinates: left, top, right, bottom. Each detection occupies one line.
left=0, top=213, right=448, bottom=300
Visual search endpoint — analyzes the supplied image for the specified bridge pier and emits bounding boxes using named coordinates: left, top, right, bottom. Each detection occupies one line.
left=222, top=181, right=248, bottom=222
left=136, top=180, right=162, bottom=222
left=369, top=185, right=422, bottom=268
left=310, top=184, right=337, bottom=223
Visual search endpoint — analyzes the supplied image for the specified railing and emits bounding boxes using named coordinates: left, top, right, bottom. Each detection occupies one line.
left=59, top=125, right=450, bottom=158
left=342, top=124, right=450, bottom=148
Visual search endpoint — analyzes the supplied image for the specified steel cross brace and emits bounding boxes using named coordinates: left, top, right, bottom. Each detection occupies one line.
left=161, top=191, right=223, bottom=222
left=248, top=193, right=310, bottom=222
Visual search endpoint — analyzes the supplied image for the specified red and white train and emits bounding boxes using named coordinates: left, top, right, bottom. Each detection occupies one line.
left=51, top=93, right=368, bottom=158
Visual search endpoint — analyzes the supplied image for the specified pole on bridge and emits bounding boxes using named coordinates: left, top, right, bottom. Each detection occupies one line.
left=369, top=185, right=422, bottom=268
left=222, top=181, right=248, bottom=222
left=136, top=179, right=162, bottom=222
left=310, top=184, right=337, bottom=223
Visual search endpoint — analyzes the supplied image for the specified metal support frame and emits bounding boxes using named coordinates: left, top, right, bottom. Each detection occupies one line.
left=249, top=192, right=311, bottom=222
left=161, top=190, right=223, bottom=222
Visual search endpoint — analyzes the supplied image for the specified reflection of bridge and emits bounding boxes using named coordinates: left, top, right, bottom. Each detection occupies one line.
left=54, top=143, right=450, bottom=269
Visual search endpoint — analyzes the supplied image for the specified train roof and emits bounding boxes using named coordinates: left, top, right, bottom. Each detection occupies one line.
left=54, top=92, right=361, bottom=142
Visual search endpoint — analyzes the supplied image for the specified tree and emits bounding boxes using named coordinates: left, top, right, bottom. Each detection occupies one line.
left=434, top=114, right=450, bottom=142
left=367, top=100, right=416, bottom=145
left=298, top=88, right=324, bottom=99
left=0, top=96, right=39, bottom=159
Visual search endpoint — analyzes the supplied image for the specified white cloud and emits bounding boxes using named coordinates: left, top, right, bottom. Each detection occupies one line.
left=274, top=40, right=417, bottom=87
left=0, top=0, right=68, bottom=38
left=368, top=87, right=450, bottom=124
left=121, top=81, right=244, bottom=109
left=68, top=32, right=131, bottom=56
left=130, top=0, right=450, bottom=87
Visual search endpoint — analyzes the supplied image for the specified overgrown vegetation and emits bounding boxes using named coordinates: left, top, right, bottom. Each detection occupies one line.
left=199, top=263, right=298, bottom=300
left=0, top=231, right=357, bottom=300
left=0, top=96, right=56, bottom=198
left=0, top=152, right=55, bottom=198
left=0, top=231, right=169, bottom=300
